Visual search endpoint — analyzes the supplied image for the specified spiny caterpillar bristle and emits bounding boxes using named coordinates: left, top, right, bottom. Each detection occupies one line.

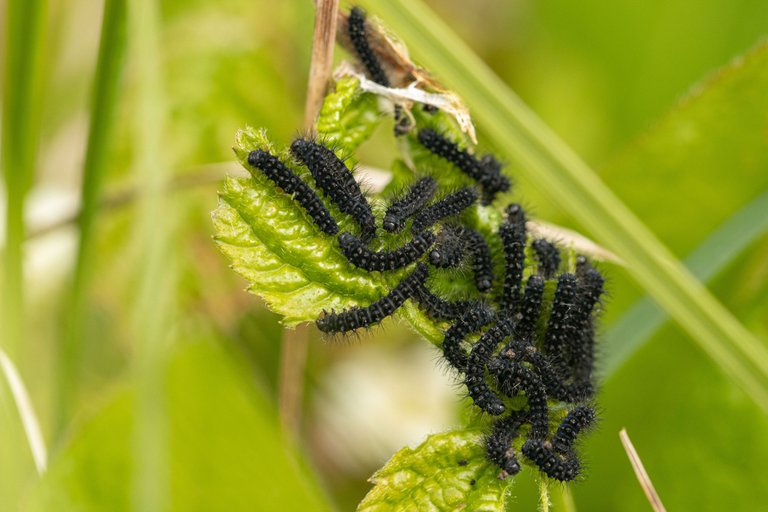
left=290, top=138, right=377, bottom=242
left=417, top=128, right=510, bottom=204
left=383, top=176, right=438, bottom=233
left=315, top=263, right=428, bottom=334
left=246, top=150, right=339, bottom=236
left=532, top=238, right=561, bottom=279
left=347, top=6, right=390, bottom=87
left=338, top=230, right=436, bottom=272
left=411, top=187, right=479, bottom=233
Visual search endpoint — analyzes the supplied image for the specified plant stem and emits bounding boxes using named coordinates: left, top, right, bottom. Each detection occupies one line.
left=277, top=0, right=340, bottom=439
left=56, top=0, right=128, bottom=439
left=304, top=0, right=340, bottom=131
left=1, top=0, right=48, bottom=508
left=127, top=0, right=172, bottom=510
left=1, top=0, right=47, bottom=363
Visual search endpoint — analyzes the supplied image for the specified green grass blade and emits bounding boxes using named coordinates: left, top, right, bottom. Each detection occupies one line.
left=359, top=0, right=768, bottom=413
left=127, top=0, right=173, bottom=510
left=57, top=0, right=128, bottom=438
left=1, top=0, right=48, bottom=508
left=1, top=0, right=47, bottom=360
left=602, top=189, right=768, bottom=377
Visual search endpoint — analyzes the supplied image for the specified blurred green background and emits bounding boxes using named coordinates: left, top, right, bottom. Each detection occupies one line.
left=1, top=0, right=767, bottom=510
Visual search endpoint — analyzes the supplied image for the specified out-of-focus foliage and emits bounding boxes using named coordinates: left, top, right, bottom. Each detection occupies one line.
left=23, top=341, right=332, bottom=512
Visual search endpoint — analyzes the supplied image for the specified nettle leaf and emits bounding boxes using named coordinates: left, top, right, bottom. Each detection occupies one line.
left=357, top=429, right=512, bottom=512
left=212, top=78, right=498, bottom=334
left=214, top=59, right=604, bottom=508
left=316, top=75, right=381, bottom=151
left=212, top=127, right=386, bottom=325
left=357, top=430, right=513, bottom=512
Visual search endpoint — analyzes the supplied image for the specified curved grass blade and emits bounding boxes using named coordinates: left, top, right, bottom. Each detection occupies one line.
left=602, top=189, right=768, bottom=377
left=0, top=346, right=47, bottom=474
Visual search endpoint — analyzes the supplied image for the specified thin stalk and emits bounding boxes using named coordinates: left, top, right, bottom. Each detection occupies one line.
left=360, top=0, right=768, bottom=413
left=127, top=0, right=172, bottom=510
left=56, top=0, right=128, bottom=438
left=619, top=429, right=667, bottom=512
left=277, top=0, right=339, bottom=439
left=1, top=0, right=47, bottom=362
left=303, top=0, right=340, bottom=130
left=1, top=0, right=47, bottom=508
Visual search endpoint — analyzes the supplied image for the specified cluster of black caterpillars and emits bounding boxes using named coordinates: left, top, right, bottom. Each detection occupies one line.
left=245, top=6, right=604, bottom=483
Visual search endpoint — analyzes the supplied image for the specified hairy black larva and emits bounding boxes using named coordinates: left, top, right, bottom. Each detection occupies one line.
left=491, top=359, right=550, bottom=440
left=543, top=273, right=578, bottom=373
left=411, top=187, right=479, bottom=233
left=552, top=406, right=596, bottom=454
left=515, top=275, right=544, bottom=339
left=440, top=303, right=497, bottom=371
left=417, top=128, right=511, bottom=204
left=383, top=176, right=438, bottom=232
left=429, top=224, right=465, bottom=268
left=347, top=6, right=390, bottom=87
left=570, top=264, right=605, bottom=383
left=499, top=204, right=527, bottom=312
left=246, top=149, right=339, bottom=236
left=455, top=225, right=495, bottom=293
left=465, top=318, right=514, bottom=415
left=338, top=231, right=436, bottom=272
left=290, top=138, right=377, bottom=241
left=485, top=411, right=528, bottom=478
left=521, top=439, right=581, bottom=482
left=315, top=263, right=428, bottom=334
left=532, top=239, right=561, bottom=279
left=412, top=283, right=481, bottom=322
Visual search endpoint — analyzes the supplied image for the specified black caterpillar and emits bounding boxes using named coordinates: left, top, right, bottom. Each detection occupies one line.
left=347, top=6, right=390, bottom=87
left=347, top=6, right=411, bottom=136
left=247, top=150, right=339, bottom=236
left=290, top=138, right=377, bottom=242
left=411, top=187, right=479, bottom=233
left=383, top=176, right=438, bottom=233
left=428, top=224, right=465, bottom=268
left=272, top=13, right=608, bottom=481
left=455, top=225, right=495, bottom=293
left=315, top=263, right=428, bottom=334
left=532, top=239, right=561, bottom=279
left=418, top=128, right=510, bottom=204
left=440, top=303, right=497, bottom=370
left=499, top=204, right=527, bottom=312
left=338, top=230, right=436, bottom=272
left=412, top=282, right=483, bottom=323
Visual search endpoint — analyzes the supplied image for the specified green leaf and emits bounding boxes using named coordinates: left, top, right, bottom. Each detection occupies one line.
left=212, top=93, right=506, bottom=336
left=316, top=76, right=381, bottom=151
left=213, top=125, right=387, bottom=325
left=357, top=429, right=512, bottom=512
left=23, top=341, right=333, bottom=512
